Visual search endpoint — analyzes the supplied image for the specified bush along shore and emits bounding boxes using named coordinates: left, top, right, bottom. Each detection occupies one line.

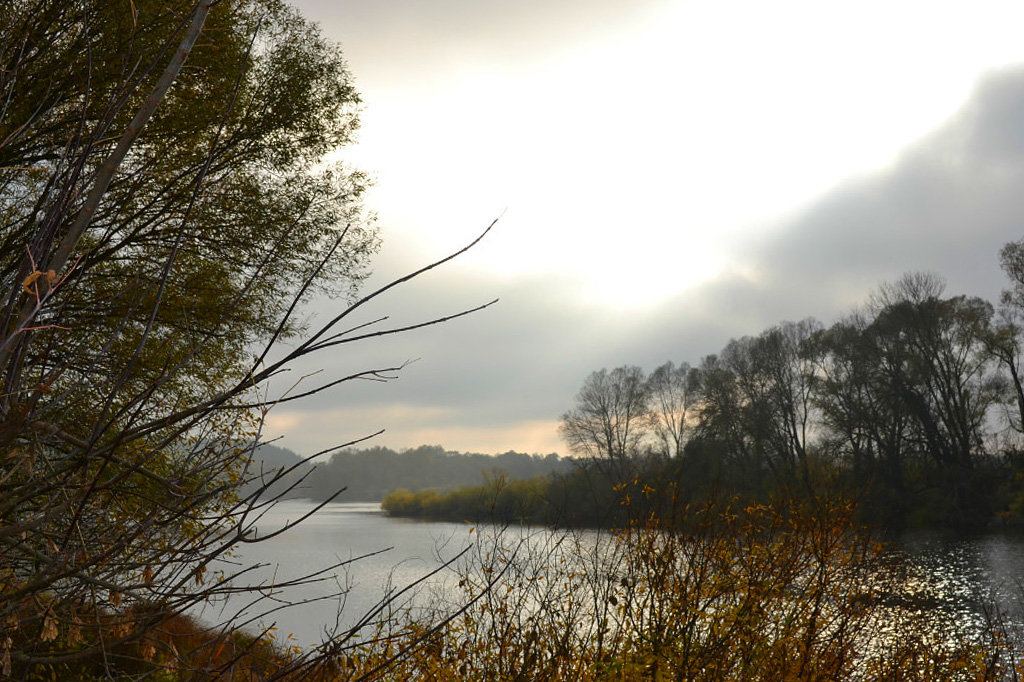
left=365, top=493, right=1024, bottom=680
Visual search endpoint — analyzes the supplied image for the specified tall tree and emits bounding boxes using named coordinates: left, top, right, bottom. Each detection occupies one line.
left=646, top=361, right=701, bottom=459
left=693, top=343, right=775, bottom=479
left=560, top=366, right=651, bottom=460
left=861, top=274, right=998, bottom=522
left=694, top=323, right=822, bottom=484
left=988, top=239, right=1024, bottom=440
left=754, top=318, right=823, bottom=483
left=812, top=313, right=914, bottom=510
left=0, top=1, right=495, bottom=675
left=0, top=0, right=378, bottom=431
left=872, top=276, right=996, bottom=473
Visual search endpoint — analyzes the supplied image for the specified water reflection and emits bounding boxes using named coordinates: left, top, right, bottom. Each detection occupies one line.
left=201, top=501, right=1024, bottom=652
left=888, top=530, right=1024, bottom=644
left=198, top=500, right=473, bottom=647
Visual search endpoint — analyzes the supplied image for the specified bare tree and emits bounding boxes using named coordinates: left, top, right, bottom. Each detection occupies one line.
left=646, top=361, right=701, bottom=459
left=559, top=366, right=650, bottom=461
left=756, top=318, right=823, bottom=484
left=690, top=320, right=822, bottom=486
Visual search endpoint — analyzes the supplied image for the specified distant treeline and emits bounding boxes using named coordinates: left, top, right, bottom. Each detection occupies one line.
left=381, top=449, right=1020, bottom=531
left=386, top=245, right=1024, bottom=531
left=247, top=443, right=569, bottom=502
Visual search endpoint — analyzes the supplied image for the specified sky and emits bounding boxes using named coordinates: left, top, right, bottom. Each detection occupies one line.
left=264, top=0, right=1024, bottom=457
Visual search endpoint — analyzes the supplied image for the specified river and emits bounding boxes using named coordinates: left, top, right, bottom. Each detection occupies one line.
left=200, top=500, right=1024, bottom=651
left=199, top=500, right=475, bottom=647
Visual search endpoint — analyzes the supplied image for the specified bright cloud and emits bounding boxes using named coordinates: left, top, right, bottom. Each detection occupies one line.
left=272, top=0, right=1024, bottom=456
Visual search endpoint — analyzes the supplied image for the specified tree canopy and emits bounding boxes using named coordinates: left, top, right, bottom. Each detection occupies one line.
left=0, top=1, right=497, bottom=675
left=559, top=265, right=1024, bottom=527
left=0, top=0, right=378, bottom=435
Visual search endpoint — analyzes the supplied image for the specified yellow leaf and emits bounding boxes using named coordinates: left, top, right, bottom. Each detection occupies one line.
left=20, top=270, right=54, bottom=294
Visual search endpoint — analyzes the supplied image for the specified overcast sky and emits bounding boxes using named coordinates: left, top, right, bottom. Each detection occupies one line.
left=263, top=0, right=1024, bottom=457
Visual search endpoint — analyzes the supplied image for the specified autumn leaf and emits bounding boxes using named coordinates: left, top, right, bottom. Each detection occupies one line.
left=39, top=608, right=58, bottom=642
left=20, top=269, right=55, bottom=294
left=66, top=622, right=82, bottom=647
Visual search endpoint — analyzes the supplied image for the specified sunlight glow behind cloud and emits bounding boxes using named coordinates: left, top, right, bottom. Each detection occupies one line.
left=279, top=0, right=1024, bottom=455
left=329, top=0, right=1024, bottom=311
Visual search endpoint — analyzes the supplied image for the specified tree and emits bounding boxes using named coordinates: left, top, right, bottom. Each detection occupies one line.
left=0, top=1, right=495, bottom=676
left=814, top=274, right=1001, bottom=523
left=693, top=323, right=823, bottom=485
left=812, top=313, right=915, bottom=513
left=752, top=319, right=823, bottom=483
left=869, top=277, right=999, bottom=522
left=0, top=0, right=377, bottom=427
left=988, top=239, right=1024, bottom=440
left=560, top=366, right=650, bottom=460
left=646, top=361, right=701, bottom=459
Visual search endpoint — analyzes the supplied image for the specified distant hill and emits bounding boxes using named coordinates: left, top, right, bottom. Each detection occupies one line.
left=252, top=443, right=305, bottom=470
left=234, top=443, right=312, bottom=501
left=246, top=444, right=570, bottom=502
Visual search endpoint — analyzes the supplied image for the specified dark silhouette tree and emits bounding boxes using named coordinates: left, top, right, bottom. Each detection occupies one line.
left=988, top=239, right=1024, bottom=439
left=646, top=361, right=701, bottom=459
left=559, top=366, right=650, bottom=461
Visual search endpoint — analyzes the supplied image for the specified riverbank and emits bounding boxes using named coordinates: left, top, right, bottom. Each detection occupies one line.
left=347, top=498, right=1024, bottom=680
left=381, top=454, right=1024, bottom=533
left=128, top=499, right=1022, bottom=680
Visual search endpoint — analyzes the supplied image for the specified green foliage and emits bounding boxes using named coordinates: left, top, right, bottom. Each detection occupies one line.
left=0, top=1, right=382, bottom=676
left=381, top=457, right=664, bottom=528
left=381, top=474, right=552, bottom=523
left=1, top=0, right=378, bottom=438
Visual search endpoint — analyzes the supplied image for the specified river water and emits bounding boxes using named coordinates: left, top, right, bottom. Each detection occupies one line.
left=201, top=500, right=1024, bottom=651
left=199, top=501, right=475, bottom=647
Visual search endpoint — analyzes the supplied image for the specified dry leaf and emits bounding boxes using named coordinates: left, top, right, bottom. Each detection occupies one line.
left=20, top=269, right=56, bottom=294
left=40, top=609, right=57, bottom=642
left=21, top=271, right=41, bottom=293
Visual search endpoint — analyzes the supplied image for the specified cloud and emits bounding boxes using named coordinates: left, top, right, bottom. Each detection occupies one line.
left=293, top=0, right=670, bottom=84
left=266, top=400, right=563, bottom=456
left=271, top=268, right=635, bottom=415
left=571, top=66, right=1024, bottom=398
left=742, top=67, right=1024, bottom=307
left=274, top=64, right=1024, bottom=457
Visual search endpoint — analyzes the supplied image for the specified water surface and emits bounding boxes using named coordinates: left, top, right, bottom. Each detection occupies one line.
left=204, top=500, right=1024, bottom=650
